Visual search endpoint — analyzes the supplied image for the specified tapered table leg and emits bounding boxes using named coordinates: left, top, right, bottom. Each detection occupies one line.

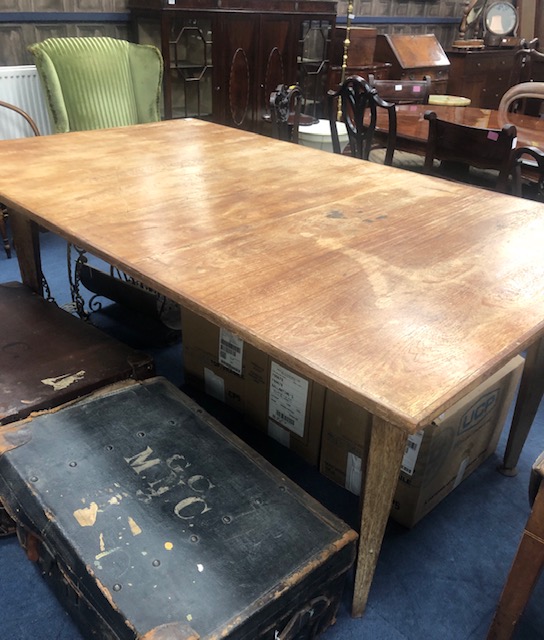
left=352, top=415, right=407, bottom=617
left=499, top=337, right=544, bottom=476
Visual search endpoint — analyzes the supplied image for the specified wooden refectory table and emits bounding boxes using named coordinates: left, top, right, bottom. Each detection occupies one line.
left=376, top=103, right=544, bottom=475
left=2, top=119, right=544, bottom=617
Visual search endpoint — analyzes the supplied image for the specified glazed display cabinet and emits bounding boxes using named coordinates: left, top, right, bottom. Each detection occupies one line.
left=128, top=0, right=337, bottom=133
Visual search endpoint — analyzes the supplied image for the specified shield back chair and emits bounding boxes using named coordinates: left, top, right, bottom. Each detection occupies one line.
left=487, top=451, right=544, bottom=640
left=27, top=37, right=172, bottom=326
left=423, top=110, right=516, bottom=193
left=327, top=75, right=397, bottom=165
left=269, top=84, right=303, bottom=143
left=0, top=100, right=41, bottom=259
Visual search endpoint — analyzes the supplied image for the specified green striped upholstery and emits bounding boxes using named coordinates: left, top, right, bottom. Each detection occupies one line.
left=28, top=37, right=163, bottom=134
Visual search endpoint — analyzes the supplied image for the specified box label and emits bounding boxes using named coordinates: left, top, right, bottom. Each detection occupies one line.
left=268, top=419, right=291, bottom=448
left=400, top=430, right=424, bottom=476
left=453, top=456, right=469, bottom=489
left=345, top=452, right=362, bottom=495
left=268, top=362, right=308, bottom=437
left=204, top=367, right=225, bottom=402
left=218, top=328, right=244, bottom=375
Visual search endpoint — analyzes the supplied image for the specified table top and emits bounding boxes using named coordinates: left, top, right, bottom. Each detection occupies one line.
left=382, top=104, right=544, bottom=152
left=2, top=118, right=544, bottom=433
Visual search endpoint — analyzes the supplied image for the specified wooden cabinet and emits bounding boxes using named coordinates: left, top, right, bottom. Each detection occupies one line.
left=327, top=26, right=391, bottom=92
left=447, top=48, right=519, bottom=109
left=330, top=26, right=378, bottom=67
left=374, top=34, right=450, bottom=94
left=128, top=0, right=336, bottom=133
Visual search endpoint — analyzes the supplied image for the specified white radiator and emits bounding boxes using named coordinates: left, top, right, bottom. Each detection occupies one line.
left=0, top=65, right=52, bottom=139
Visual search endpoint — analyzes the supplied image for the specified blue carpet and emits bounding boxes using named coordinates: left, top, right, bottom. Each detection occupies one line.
left=1, top=230, right=543, bottom=639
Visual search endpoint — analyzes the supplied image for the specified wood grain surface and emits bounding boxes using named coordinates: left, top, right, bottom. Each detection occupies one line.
left=2, top=118, right=544, bottom=433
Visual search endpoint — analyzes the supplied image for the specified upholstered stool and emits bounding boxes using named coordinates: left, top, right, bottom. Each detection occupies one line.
left=0, top=281, right=154, bottom=535
left=487, top=451, right=544, bottom=639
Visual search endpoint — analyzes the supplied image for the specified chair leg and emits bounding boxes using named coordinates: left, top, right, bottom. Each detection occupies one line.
left=0, top=204, right=11, bottom=258
left=487, top=485, right=544, bottom=640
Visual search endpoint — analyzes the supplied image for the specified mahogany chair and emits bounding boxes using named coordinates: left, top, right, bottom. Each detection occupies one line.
left=0, top=100, right=41, bottom=259
left=487, top=451, right=544, bottom=640
left=509, top=46, right=544, bottom=87
left=367, top=74, right=431, bottom=166
left=327, top=75, right=397, bottom=165
left=368, top=74, right=431, bottom=105
left=423, top=110, right=516, bottom=192
left=269, top=84, right=303, bottom=143
left=510, top=146, right=544, bottom=200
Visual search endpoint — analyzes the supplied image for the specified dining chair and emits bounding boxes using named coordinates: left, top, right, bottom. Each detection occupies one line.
left=423, top=110, right=516, bottom=192
left=498, top=81, right=544, bottom=118
left=509, top=46, right=544, bottom=88
left=327, top=75, right=397, bottom=165
left=368, top=74, right=431, bottom=105
left=269, top=83, right=303, bottom=143
left=367, top=74, right=431, bottom=168
left=487, top=450, right=544, bottom=640
left=28, top=36, right=163, bottom=133
left=0, top=100, right=41, bottom=259
left=510, top=146, right=544, bottom=200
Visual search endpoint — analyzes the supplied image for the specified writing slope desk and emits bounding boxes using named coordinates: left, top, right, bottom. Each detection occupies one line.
left=3, top=119, right=544, bottom=617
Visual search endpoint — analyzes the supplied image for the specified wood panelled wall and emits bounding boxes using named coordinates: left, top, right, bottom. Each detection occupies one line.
left=1, top=0, right=467, bottom=67
left=0, top=1, right=129, bottom=66
left=338, top=0, right=464, bottom=48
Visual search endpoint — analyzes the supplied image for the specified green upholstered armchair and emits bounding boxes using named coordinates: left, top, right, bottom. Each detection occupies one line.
left=26, top=37, right=173, bottom=328
left=28, top=36, right=163, bottom=133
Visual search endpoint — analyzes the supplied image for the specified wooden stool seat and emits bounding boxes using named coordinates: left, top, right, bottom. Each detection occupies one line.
left=487, top=451, right=544, bottom=639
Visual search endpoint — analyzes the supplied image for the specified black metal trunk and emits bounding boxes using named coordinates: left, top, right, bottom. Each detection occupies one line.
left=0, top=378, right=357, bottom=639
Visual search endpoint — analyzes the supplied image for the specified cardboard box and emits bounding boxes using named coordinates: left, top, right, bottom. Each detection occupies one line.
left=182, top=308, right=269, bottom=426
left=320, top=355, right=524, bottom=527
left=182, top=308, right=325, bottom=465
